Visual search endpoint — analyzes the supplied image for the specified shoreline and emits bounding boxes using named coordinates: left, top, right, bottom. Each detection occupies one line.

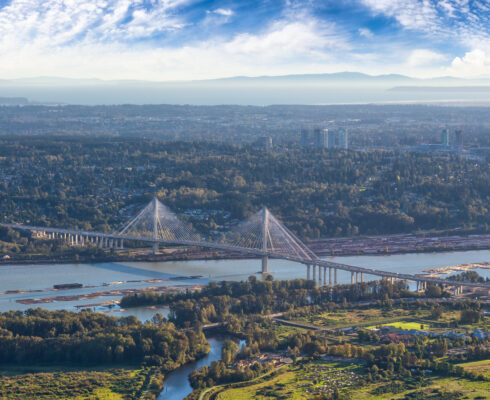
left=0, top=242, right=488, bottom=267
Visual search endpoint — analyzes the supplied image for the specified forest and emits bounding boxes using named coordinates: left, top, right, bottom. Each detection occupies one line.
left=0, top=136, right=488, bottom=259
left=0, top=309, right=208, bottom=369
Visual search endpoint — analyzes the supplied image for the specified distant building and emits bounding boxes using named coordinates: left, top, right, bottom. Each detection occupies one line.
left=300, top=129, right=310, bottom=147
left=454, top=129, right=463, bottom=152
left=339, top=129, right=348, bottom=149
left=328, top=131, right=337, bottom=148
left=256, top=136, right=272, bottom=150
left=313, top=128, right=328, bottom=148
left=441, top=128, right=449, bottom=147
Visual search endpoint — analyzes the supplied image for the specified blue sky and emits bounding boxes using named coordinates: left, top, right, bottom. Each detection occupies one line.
left=0, top=0, right=488, bottom=80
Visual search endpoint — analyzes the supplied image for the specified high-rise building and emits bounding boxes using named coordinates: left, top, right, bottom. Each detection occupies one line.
left=328, top=131, right=337, bottom=148
left=313, top=128, right=328, bottom=148
left=454, top=129, right=463, bottom=152
left=339, top=129, right=348, bottom=149
left=441, top=129, right=449, bottom=147
left=300, top=129, right=310, bottom=147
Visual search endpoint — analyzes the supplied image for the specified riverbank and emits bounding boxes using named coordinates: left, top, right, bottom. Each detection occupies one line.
left=1, top=232, right=488, bottom=266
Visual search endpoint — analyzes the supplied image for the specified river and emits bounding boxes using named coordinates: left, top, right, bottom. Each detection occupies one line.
left=0, top=249, right=488, bottom=314
left=158, top=337, right=245, bottom=400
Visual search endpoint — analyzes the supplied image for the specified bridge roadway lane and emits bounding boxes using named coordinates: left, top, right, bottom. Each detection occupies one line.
left=3, top=223, right=490, bottom=290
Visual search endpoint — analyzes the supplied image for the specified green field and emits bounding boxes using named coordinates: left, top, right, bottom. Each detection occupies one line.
left=367, top=321, right=430, bottom=330
left=0, top=367, right=154, bottom=400
left=295, top=307, right=428, bottom=329
left=457, top=359, right=490, bottom=379
left=205, top=361, right=362, bottom=400
left=355, top=376, right=490, bottom=399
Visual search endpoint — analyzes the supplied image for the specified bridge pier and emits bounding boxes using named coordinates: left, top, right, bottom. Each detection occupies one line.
left=334, top=268, right=337, bottom=285
left=152, top=242, right=159, bottom=255
left=351, top=272, right=354, bottom=284
left=323, top=266, right=326, bottom=286
left=312, top=265, right=316, bottom=283
left=306, top=264, right=311, bottom=280
left=360, top=272, right=364, bottom=283
left=356, top=272, right=359, bottom=284
left=318, top=264, right=321, bottom=284
left=329, top=267, right=332, bottom=286
left=261, top=256, right=269, bottom=274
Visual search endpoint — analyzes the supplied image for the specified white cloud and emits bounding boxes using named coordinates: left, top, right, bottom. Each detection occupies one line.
left=212, top=8, right=234, bottom=17
left=360, top=0, right=439, bottom=30
left=0, top=0, right=187, bottom=52
left=224, top=20, right=348, bottom=60
left=408, top=49, right=447, bottom=67
left=0, top=13, right=349, bottom=80
left=447, top=49, right=490, bottom=77
left=358, top=28, right=373, bottom=38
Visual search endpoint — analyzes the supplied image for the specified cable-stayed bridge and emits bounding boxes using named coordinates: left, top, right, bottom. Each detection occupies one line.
left=3, top=198, right=489, bottom=293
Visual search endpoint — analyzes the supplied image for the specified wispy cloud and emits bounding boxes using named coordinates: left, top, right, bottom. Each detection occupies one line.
left=212, top=8, right=234, bottom=17
left=0, top=0, right=488, bottom=79
left=408, top=49, right=447, bottom=67
left=358, top=28, right=373, bottom=38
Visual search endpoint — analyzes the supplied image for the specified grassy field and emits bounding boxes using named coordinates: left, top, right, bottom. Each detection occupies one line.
left=457, top=359, right=490, bottom=379
left=353, top=376, right=490, bottom=399
left=296, top=307, right=426, bottom=329
left=213, top=361, right=362, bottom=400
left=366, top=321, right=430, bottom=330
left=0, top=367, right=152, bottom=400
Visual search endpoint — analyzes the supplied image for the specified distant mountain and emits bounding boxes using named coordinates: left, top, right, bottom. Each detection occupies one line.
left=212, top=72, right=416, bottom=83
left=1, top=72, right=489, bottom=105
left=1, top=72, right=490, bottom=86
left=390, top=86, right=490, bottom=92
left=0, top=97, right=29, bottom=105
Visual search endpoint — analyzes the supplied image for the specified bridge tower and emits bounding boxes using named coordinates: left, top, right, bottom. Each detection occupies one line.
left=262, top=207, right=269, bottom=274
left=119, top=197, right=199, bottom=254
left=152, top=197, right=159, bottom=254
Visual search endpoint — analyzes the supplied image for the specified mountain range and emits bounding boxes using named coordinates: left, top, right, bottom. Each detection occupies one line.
left=0, top=72, right=489, bottom=105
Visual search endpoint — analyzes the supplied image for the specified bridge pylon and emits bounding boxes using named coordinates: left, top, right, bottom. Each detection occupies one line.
left=262, top=207, right=269, bottom=274
left=119, top=197, right=199, bottom=254
left=223, top=206, right=317, bottom=276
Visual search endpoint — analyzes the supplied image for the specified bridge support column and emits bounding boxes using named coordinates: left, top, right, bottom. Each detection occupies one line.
left=351, top=272, right=354, bottom=284
left=306, top=264, right=311, bottom=280
left=261, top=256, right=269, bottom=274
left=356, top=272, right=359, bottom=284
left=360, top=272, right=364, bottom=283
left=322, top=267, right=326, bottom=286
left=152, top=242, right=159, bottom=255
left=318, top=265, right=321, bottom=285
left=120, top=239, right=124, bottom=249
left=334, top=268, right=337, bottom=285
left=312, top=265, right=316, bottom=283
left=329, top=267, right=332, bottom=286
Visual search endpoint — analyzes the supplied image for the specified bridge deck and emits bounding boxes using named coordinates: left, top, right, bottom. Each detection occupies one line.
left=3, top=223, right=489, bottom=290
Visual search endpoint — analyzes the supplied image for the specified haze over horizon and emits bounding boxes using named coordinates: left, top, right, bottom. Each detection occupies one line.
left=0, top=0, right=489, bottom=81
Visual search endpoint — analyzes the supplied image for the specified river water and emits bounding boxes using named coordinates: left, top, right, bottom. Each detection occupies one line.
left=157, top=337, right=246, bottom=400
left=0, top=250, right=488, bottom=314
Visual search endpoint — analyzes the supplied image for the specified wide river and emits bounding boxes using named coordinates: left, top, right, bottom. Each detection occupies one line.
left=0, top=249, right=488, bottom=314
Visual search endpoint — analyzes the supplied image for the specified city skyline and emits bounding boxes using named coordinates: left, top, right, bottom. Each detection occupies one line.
left=0, top=0, right=489, bottom=81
